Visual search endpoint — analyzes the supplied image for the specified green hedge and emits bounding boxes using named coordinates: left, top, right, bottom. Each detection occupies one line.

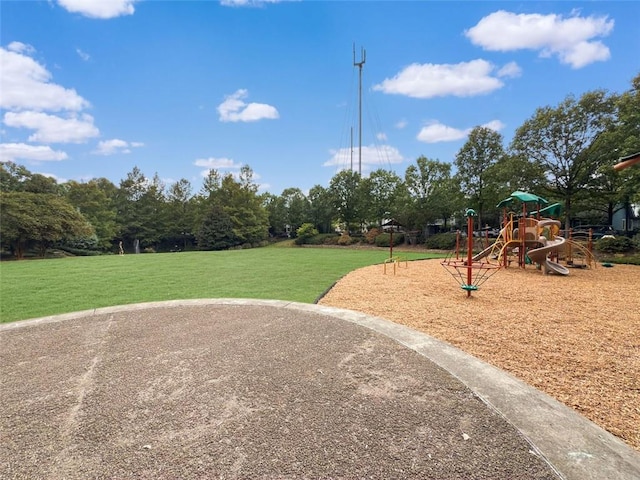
left=424, top=233, right=457, bottom=250
left=375, top=233, right=404, bottom=247
left=296, top=233, right=340, bottom=245
left=595, top=236, right=635, bottom=253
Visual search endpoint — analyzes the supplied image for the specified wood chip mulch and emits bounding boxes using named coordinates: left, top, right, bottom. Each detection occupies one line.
left=318, top=257, right=640, bottom=451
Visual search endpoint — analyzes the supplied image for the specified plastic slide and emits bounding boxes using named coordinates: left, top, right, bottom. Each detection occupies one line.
left=472, top=244, right=494, bottom=262
left=527, top=236, right=569, bottom=275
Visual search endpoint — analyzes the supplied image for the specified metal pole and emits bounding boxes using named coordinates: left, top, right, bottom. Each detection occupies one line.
left=353, top=45, right=365, bottom=176
left=467, top=213, right=474, bottom=297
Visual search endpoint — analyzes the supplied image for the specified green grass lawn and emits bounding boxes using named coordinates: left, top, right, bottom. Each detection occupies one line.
left=0, top=247, right=441, bottom=323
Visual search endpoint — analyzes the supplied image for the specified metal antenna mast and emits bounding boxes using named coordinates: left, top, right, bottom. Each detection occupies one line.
left=353, top=45, right=366, bottom=176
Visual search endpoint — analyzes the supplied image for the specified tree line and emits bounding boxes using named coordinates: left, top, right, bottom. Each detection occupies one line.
left=1, top=74, right=638, bottom=259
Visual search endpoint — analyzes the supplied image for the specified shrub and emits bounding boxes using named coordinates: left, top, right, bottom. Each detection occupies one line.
left=365, top=228, right=381, bottom=244
left=375, top=233, right=404, bottom=247
left=57, top=234, right=100, bottom=251
left=294, top=223, right=319, bottom=245
left=337, top=234, right=358, bottom=246
left=595, top=236, right=635, bottom=254
left=55, top=246, right=103, bottom=256
left=424, top=233, right=457, bottom=250
left=311, top=233, right=339, bottom=245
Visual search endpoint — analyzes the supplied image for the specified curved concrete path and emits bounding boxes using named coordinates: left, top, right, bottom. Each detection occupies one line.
left=1, top=300, right=638, bottom=479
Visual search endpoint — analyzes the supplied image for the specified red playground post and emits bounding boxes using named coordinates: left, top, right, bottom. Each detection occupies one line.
left=441, top=208, right=500, bottom=297
left=464, top=209, right=475, bottom=297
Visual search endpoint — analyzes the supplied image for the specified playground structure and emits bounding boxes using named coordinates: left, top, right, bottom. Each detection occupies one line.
left=441, top=209, right=501, bottom=297
left=470, top=191, right=596, bottom=275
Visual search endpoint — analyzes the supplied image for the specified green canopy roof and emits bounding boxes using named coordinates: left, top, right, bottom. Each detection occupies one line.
left=496, top=191, right=549, bottom=208
left=529, top=202, right=562, bottom=218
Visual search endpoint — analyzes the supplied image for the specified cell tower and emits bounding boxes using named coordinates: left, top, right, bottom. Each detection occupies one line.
left=353, top=45, right=366, bottom=176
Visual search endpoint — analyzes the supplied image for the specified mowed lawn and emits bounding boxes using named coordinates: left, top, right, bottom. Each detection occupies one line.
left=0, top=247, right=439, bottom=323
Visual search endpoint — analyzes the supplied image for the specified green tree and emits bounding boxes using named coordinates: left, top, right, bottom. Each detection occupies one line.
left=280, top=187, right=310, bottom=236
left=196, top=203, right=236, bottom=250
left=361, top=169, right=404, bottom=227
left=585, top=73, right=640, bottom=225
left=455, top=127, right=505, bottom=228
left=23, top=173, right=60, bottom=194
left=0, top=161, right=31, bottom=192
left=167, top=178, right=195, bottom=249
left=65, top=179, right=118, bottom=250
left=329, top=170, right=362, bottom=233
left=223, top=176, right=268, bottom=245
left=510, top=90, right=616, bottom=228
left=404, top=156, right=456, bottom=230
left=262, top=192, right=287, bottom=237
left=198, top=166, right=268, bottom=248
left=1, top=192, right=94, bottom=259
left=115, top=168, right=168, bottom=251
left=490, top=153, right=546, bottom=203
left=307, top=185, right=335, bottom=233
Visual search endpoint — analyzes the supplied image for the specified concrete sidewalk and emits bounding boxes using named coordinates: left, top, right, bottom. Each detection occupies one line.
left=1, top=300, right=639, bottom=479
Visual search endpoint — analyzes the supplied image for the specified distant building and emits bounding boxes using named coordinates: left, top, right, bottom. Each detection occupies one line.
left=613, top=203, right=640, bottom=233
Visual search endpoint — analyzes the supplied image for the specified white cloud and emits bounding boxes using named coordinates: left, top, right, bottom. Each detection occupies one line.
left=497, top=61, right=522, bottom=78
left=57, top=0, right=137, bottom=19
left=37, top=172, right=67, bottom=183
left=194, top=157, right=242, bottom=170
left=0, top=143, right=68, bottom=162
left=465, top=10, right=613, bottom=68
left=373, top=59, right=504, bottom=99
left=395, top=119, right=408, bottom=129
left=376, top=132, right=387, bottom=141
left=76, top=48, right=90, bottom=61
left=92, top=138, right=144, bottom=155
left=7, top=41, right=35, bottom=55
left=0, top=46, right=90, bottom=112
left=417, top=122, right=468, bottom=143
left=4, top=111, right=99, bottom=143
left=482, top=120, right=506, bottom=131
left=323, top=144, right=404, bottom=168
left=217, top=89, right=279, bottom=122
left=417, top=119, right=505, bottom=143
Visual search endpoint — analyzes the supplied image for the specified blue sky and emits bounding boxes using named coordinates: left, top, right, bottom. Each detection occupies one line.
left=1, top=1, right=639, bottom=195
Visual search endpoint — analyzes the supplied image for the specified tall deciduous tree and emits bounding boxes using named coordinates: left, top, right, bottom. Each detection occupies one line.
left=510, top=90, right=616, bottom=228
left=329, top=170, right=362, bottom=233
left=279, top=187, right=310, bottom=236
left=307, top=185, right=334, bottom=234
left=404, top=156, right=457, bottom=230
left=262, top=192, right=287, bottom=237
left=0, top=161, right=30, bottom=192
left=361, top=169, right=403, bottom=227
left=586, top=73, right=640, bottom=226
left=455, top=127, right=505, bottom=228
left=65, top=179, right=118, bottom=250
left=1, top=192, right=94, bottom=259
